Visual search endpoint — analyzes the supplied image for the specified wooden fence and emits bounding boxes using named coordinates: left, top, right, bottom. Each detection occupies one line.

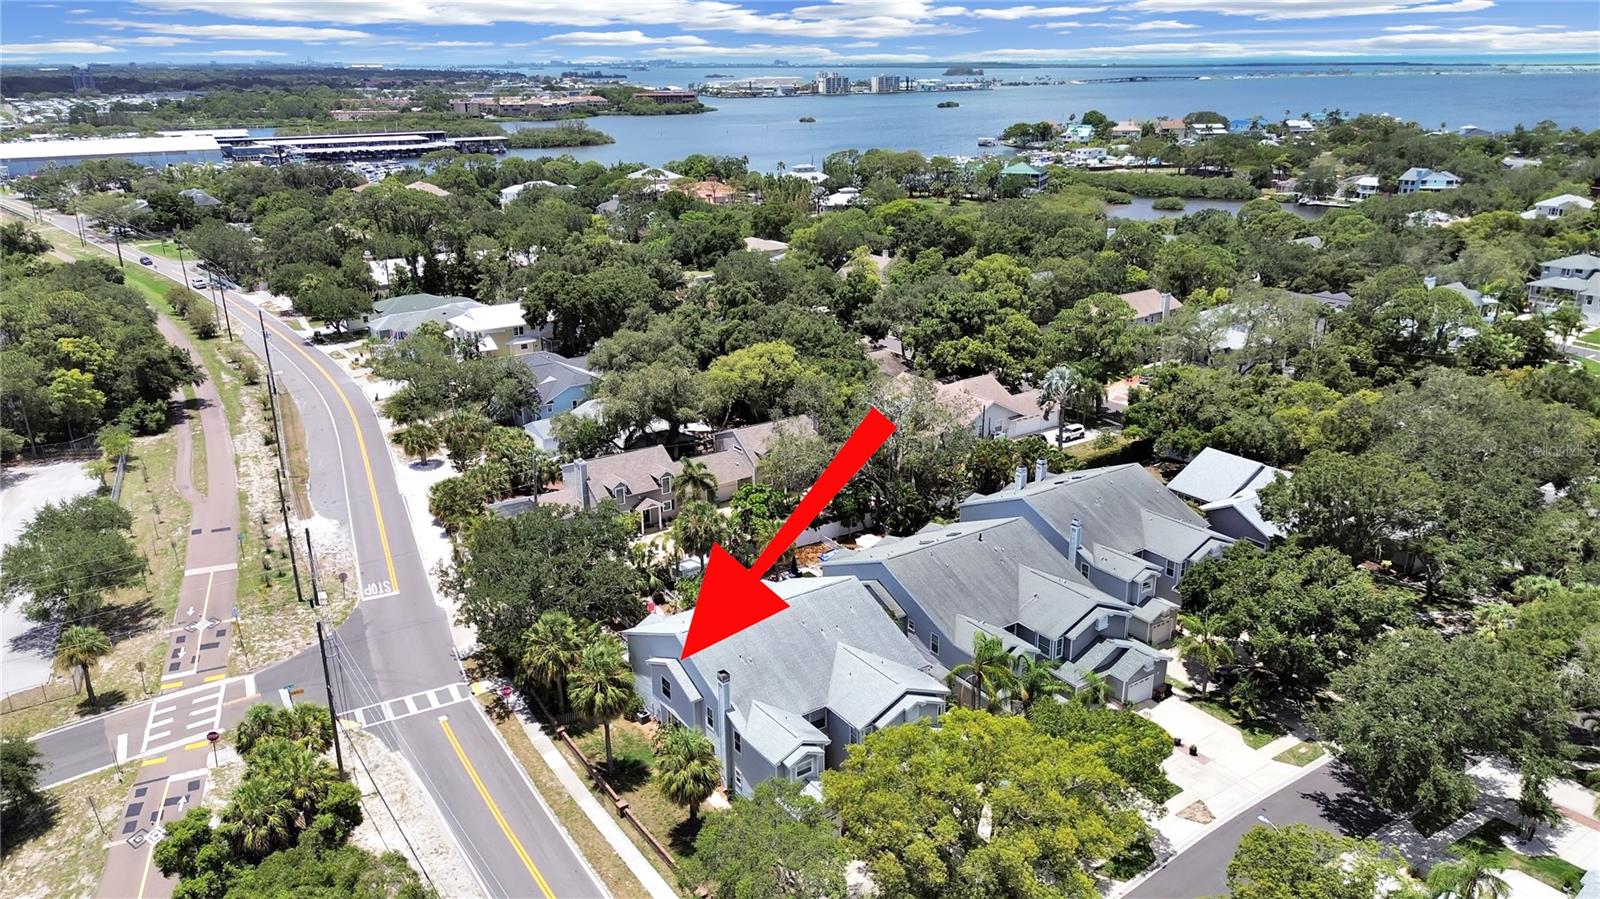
left=553, top=724, right=679, bottom=871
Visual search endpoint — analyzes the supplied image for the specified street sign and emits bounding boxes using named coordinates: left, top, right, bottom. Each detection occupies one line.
left=206, top=731, right=220, bottom=744
left=500, top=686, right=514, bottom=698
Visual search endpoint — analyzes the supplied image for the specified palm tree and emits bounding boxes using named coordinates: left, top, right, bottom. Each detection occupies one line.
left=1426, top=852, right=1510, bottom=899
left=54, top=625, right=111, bottom=703
left=671, top=499, right=724, bottom=569
left=522, top=611, right=595, bottom=714
left=567, top=637, right=634, bottom=775
left=393, top=421, right=441, bottom=465
left=1013, top=655, right=1068, bottom=711
left=1077, top=671, right=1114, bottom=707
left=223, top=778, right=297, bottom=860
left=1176, top=612, right=1234, bottom=697
left=257, top=741, right=336, bottom=828
left=674, top=458, right=719, bottom=504
left=627, top=542, right=680, bottom=608
left=654, top=726, right=721, bottom=823
left=1038, top=364, right=1102, bottom=443
left=946, top=632, right=1017, bottom=711
left=285, top=703, right=333, bottom=752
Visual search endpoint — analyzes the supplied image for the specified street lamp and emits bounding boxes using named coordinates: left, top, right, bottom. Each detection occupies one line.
left=1256, top=814, right=1278, bottom=830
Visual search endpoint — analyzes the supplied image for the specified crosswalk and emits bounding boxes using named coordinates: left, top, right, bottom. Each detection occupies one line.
left=140, top=682, right=226, bottom=756
left=344, top=681, right=476, bottom=729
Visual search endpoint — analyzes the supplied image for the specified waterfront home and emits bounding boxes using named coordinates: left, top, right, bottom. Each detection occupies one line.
left=625, top=166, right=683, bottom=193
left=957, top=464, right=1231, bottom=639
left=623, top=577, right=948, bottom=798
left=1111, top=119, right=1144, bottom=139
left=914, top=373, right=1058, bottom=439
left=1526, top=253, right=1600, bottom=323
left=1521, top=193, right=1595, bottom=220
left=1155, top=118, right=1186, bottom=137
left=1167, top=447, right=1287, bottom=548
left=1397, top=167, right=1461, bottom=194
left=681, top=178, right=739, bottom=205
left=1070, top=147, right=1108, bottom=165
left=1187, top=122, right=1227, bottom=141
left=1062, top=124, right=1095, bottom=142
left=1283, top=119, right=1316, bottom=135
left=1292, top=235, right=1324, bottom=250
left=820, top=186, right=863, bottom=210
left=781, top=163, right=830, bottom=185
left=820, top=516, right=1171, bottom=705
left=999, top=161, right=1047, bottom=190
left=541, top=447, right=681, bottom=533
left=1352, top=175, right=1381, bottom=199
left=632, top=90, right=698, bottom=104
left=447, top=302, right=545, bottom=357
left=1119, top=288, right=1182, bottom=325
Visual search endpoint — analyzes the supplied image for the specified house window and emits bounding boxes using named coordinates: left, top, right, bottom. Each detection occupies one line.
left=848, top=726, right=860, bottom=742
left=1164, top=559, right=1175, bottom=578
left=660, top=677, right=672, bottom=700
left=1036, top=634, right=1051, bottom=653
left=513, top=325, right=526, bottom=336
left=807, top=709, right=828, bottom=729
left=930, top=633, right=940, bottom=654
left=1078, top=561, right=1090, bottom=577
left=707, top=708, right=715, bottom=728
left=613, top=485, right=629, bottom=501
left=793, top=758, right=815, bottom=779
left=663, top=497, right=675, bottom=512
left=1142, top=578, right=1155, bottom=597
left=733, top=731, right=742, bottom=753
left=660, top=474, right=673, bottom=495
left=906, top=618, right=916, bottom=635
left=734, top=770, right=746, bottom=792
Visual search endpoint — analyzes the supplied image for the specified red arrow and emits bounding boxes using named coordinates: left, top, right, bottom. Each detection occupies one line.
left=680, top=407, right=895, bottom=658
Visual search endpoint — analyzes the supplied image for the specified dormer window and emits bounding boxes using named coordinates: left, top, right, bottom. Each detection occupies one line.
left=613, top=484, right=629, bottom=501
left=1095, top=615, right=1108, bottom=632
left=1141, top=577, right=1155, bottom=597
left=659, top=474, right=673, bottom=495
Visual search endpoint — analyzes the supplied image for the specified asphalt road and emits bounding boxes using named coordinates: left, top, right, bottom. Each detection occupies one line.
left=1128, top=762, right=1392, bottom=899
left=12, top=202, right=608, bottom=898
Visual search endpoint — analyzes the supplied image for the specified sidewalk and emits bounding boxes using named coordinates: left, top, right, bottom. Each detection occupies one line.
left=507, top=710, right=680, bottom=899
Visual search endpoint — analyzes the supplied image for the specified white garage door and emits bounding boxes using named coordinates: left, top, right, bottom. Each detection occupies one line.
left=1124, top=674, right=1155, bottom=705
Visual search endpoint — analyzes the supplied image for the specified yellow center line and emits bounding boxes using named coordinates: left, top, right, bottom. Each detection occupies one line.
left=439, top=717, right=557, bottom=899
left=140, top=756, right=168, bottom=767
left=224, top=293, right=400, bottom=592
left=160, top=682, right=185, bottom=691
left=134, top=778, right=172, bottom=899
left=203, top=673, right=226, bottom=683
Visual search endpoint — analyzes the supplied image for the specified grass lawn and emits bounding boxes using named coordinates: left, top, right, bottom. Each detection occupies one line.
left=0, top=763, right=137, bottom=897
left=477, top=695, right=659, bottom=899
left=1449, top=818, right=1586, bottom=893
left=569, top=717, right=704, bottom=880
left=1189, top=697, right=1285, bottom=750
left=1575, top=328, right=1600, bottom=350
left=132, top=238, right=184, bottom=262
left=1272, top=741, right=1326, bottom=766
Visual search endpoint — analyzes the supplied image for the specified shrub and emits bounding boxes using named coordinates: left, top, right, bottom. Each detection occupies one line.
left=185, top=301, right=218, bottom=339
left=1152, top=196, right=1186, bottom=211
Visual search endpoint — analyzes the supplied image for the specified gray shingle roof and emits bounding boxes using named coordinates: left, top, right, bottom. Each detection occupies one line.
left=1055, top=639, right=1165, bottom=687
left=516, top=350, right=593, bottom=401
left=625, top=577, right=944, bottom=721
left=740, top=700, right=827, bottom=762
left=372, top=292, right=475, bottom=316
left=822, top=518, right=1074, bottom=637
left=826, top=645, right=945, bottom=728
left=1016, top=567, right=1131, bottom=640
left=1167, top=447, right=1284, bottom=505
left=962, top=463, right=1221, bottom=561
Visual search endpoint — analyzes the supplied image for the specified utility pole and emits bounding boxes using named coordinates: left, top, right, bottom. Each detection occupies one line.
left=213, top=281, right=234, bottom=340
left=277, top=469, right=304, bottom=605
left=174, top=240, right=190, bottom=285
left=303, top=528, right=345, bottom=778
left=260, top=310, right=286, bottom=474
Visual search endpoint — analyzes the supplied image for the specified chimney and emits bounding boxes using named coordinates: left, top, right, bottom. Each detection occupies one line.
left=1068, top=516, right=1082, bottom=564
left=1160, top=291, right=1172, bottom=320
left=716, top=670, right=734, bottom=786
left=1035, top=458, right=1048, bottom=482
left=1014, top=466, right=1028, bottom=491
left=1424, top=275, right=1438, bottom=289
left=572, top=459, right=591, bottom=511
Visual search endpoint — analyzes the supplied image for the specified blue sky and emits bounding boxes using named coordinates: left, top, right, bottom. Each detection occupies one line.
left=3, top=0, right=1598, bottom=65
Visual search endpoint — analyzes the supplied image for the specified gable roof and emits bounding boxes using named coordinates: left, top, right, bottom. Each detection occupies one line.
left=372, top=292, right=473, bottom=316
left=961, top=463, right=1229, bottom=562
left=406, top=180, right=451, bottom=197
left=1016, top=566, right=1132, bottom=640
left=516, top=350, right=594, bottom=399
left=625, top=577, right=945, bottom=722
left=821, top=517, right=1073, bottom=637
left=740, top=700, right=827, bottom=762
left=1119, top=288, right=1181, bottom=318
left=577, top=444, right=676, bottom=496
left=826, top=644, right=945, bottom=727
left=1167, top=447, right=1284, bottom=505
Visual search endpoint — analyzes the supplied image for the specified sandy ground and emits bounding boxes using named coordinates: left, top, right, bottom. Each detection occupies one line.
left=344, top=727, right=485, bottom=898
left=1, top=461, right=97, bottom=693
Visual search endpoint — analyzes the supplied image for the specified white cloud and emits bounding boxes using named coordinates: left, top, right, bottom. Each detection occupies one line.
left=544, top=30, right=709, bottom=46
left=106, top=35, right=196, bottom=45
left=87, top=18, right=369, bottom=40
left=164, top=48, right=290, bottom=56
left=960, top=5, right=1106, bottom=19
left=1125, top=0, right=1494, bottom=20
left=840, top=40, right=880, bottom=47
left=977, top=24, right=1600, bottom=59
left=2, top=40, right=121, bottom=55
left=1124, top=19, right=1198, bottom=30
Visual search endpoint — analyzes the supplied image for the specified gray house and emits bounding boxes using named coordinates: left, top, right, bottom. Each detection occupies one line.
left=1166, top=447, right=1288, bottom=548
left=622, top=577, right=948, bottom=798
left=541, top=447, right=679, bottom=533
left=958, top=463, right=1234, bottom=641
left=820, top=516, right=1170, bottom=705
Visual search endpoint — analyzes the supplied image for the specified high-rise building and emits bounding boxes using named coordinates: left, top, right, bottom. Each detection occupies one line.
left=869, top=74, right=905, bottom=93
left=816, top=71, right=851, bottom=95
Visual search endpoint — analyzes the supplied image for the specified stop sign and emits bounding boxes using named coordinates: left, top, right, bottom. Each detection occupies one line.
left=206, top=731, right=220, bottom=743
left=500, top=686, right=513, bottom=698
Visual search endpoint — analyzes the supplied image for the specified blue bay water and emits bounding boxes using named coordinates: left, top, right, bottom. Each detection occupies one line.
left=498, top=63, right=1599, bottom=171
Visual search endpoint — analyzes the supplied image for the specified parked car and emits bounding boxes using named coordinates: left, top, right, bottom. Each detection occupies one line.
left=138, top=256, right=154, bottom=266
left=1059, top=423, right=1087, bottom=443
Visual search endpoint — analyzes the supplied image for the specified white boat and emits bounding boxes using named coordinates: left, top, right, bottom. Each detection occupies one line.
left=977, top=137, right=996, bottom=146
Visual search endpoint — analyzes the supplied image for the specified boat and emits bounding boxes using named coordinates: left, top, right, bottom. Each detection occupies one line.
left=977, top=137, right=996, bottom=146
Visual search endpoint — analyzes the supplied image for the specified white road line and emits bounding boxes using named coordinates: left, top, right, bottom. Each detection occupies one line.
left=182, top=563, right=238, bottom=576
left=116, top=733, right=128, bottom=762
